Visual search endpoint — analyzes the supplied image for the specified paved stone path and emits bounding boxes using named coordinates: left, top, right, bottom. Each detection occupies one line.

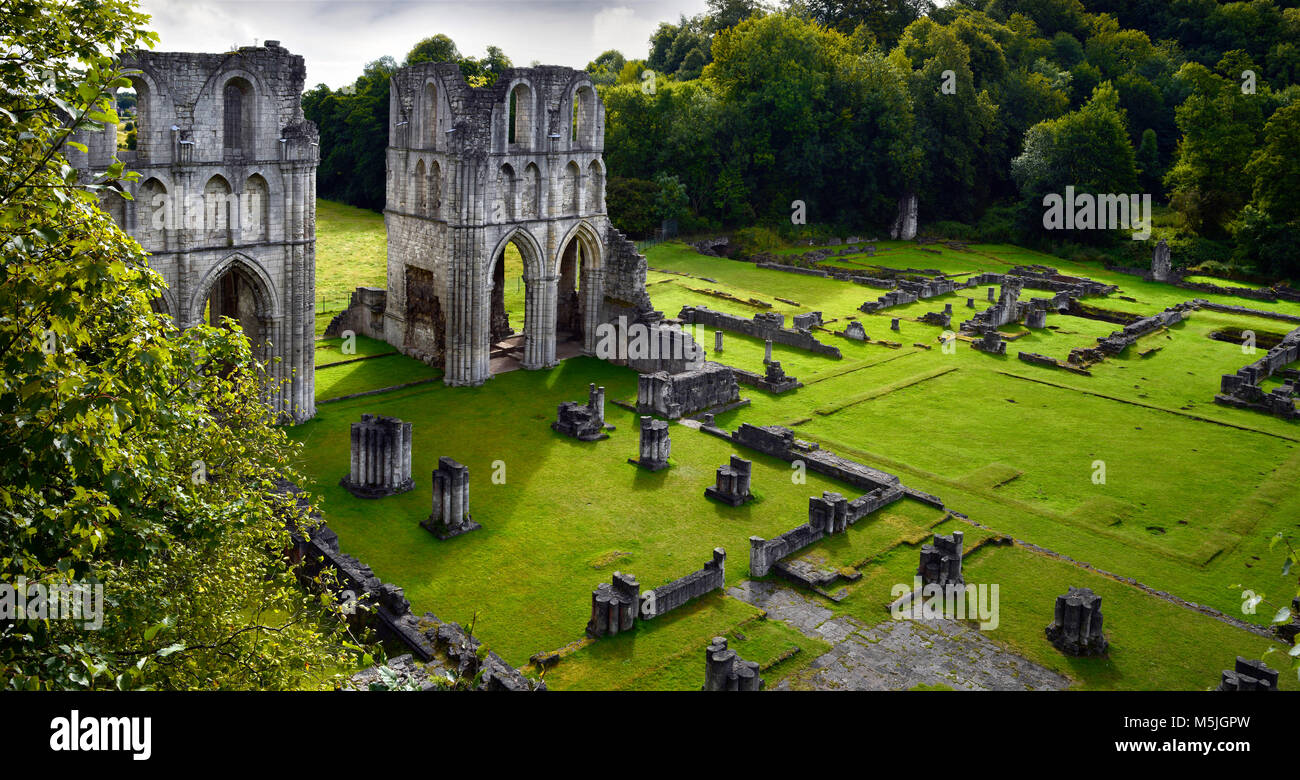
left=728, top=581, right=1071, bottom=691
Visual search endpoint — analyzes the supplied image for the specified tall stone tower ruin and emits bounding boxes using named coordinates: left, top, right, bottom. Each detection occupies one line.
left=71, top=42, right=319, bottom=422
left=383, top=63, right=656, bottom=386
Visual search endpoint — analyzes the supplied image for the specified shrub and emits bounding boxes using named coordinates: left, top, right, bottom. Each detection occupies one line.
left=730, top=226, right=785, bottom=258
left=606, top=176, right=658, bottom=238
left=921, top=220, right=976, bottom=241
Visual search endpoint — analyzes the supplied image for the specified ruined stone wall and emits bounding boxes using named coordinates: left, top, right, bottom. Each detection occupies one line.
left=749, top=486, right=904, bottom=577
left=1068, top=301, right=1197, bottom=366
left=282, top=483, right=537, bottom=690
left=729, top=423, right=902, bottom=492
left=382, top=63, right=655, bottom=386
left=678, top=305, right=841, bottom=358
left=646, top=549, right=726, bottom=617
left=323, top=286, right=388, bottom=341
left=71, top=43, right=319, bottom=422
left=636, top=362, right=740, bottom=419
left=1216, top=325, right=1300, bottom=419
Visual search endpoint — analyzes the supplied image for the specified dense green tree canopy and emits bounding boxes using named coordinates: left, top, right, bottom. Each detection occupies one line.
left=1, top=0, right=352, bottom=689
left=307, top=1, right=1300, bottom=276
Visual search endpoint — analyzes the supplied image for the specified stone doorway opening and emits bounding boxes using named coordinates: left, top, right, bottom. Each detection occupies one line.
left=489, top=238, right=527, bottom=374
left=204, top=261, right=268, bottom=357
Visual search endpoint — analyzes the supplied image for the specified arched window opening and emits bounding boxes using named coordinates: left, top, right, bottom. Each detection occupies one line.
left=498, top=163, right=517, bottom=222
left=427, top=160, right=442, bottom=218
left=522, top=164, right=541, bottom=219
left=562, top=161, right=580, bottom=215
left=128, top=77, right=152, bottom=161
left=507, top=83, right=531, bottom=148
left=203, top=175, right=234, bottom=245
left=572, top=87, right=595, bottom=147
left=414, top=159, right=427, bottom=215
left=423, top=81, right=438, bottom=148
left=222, top=77, right=255, bottom=159
left=586, top=160, right=603, bottom=213
left=139, top=177, right=168, bottom=249
left=242, top=174, right=270, bottom=243
left=205, top=262, right=266, bottom=359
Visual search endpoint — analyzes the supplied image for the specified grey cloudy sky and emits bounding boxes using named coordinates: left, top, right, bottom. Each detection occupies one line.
left=138, top=0, right=711, bottom=89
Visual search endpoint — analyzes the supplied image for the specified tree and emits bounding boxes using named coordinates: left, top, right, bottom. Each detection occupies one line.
left=1244, top=103, right=1300, bottom=225
left=892, top=17, right=998, bottom=221
left=605, top=177, right=659, bottom=237
left=1134, top=126, right=1161, bottom=196
left=654, top=173, right=691, bottom=225
left=0, top=0, right=352, bottom=689
left=1012, top=82, right=1140, bottom=241
left=787, top=0, right=936, bottom=49
left=707, top=0, right=768, bottom=32
left=1165, top=59, right=1270, bottom=237
left=405, top=34, right=461, bottom=65
left=708, top=13, right=916, bottom=226
left=458, top=45, right=512, bottom=87
left=1235, top=103, right=1300, bottom=277
left=586, top=49, right=627, bottom=85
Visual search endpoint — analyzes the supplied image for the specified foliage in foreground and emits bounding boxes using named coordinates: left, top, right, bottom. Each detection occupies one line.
left=0, top=0, right=354, bottom=690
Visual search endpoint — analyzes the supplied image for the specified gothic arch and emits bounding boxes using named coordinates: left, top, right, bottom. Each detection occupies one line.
left=561, top=161, right=581, bottom=215
left=136, top=175, right=169, bottom=249
left=505, top=80, right=535, bottom=149
left=554, top=219, right=604, bottom=275
left=487, top=226, right=546, bottom=280
left=521, top=162, right=541, bottom=219
left=555, top=220, right=605, bottom=353
left=497, top=162, right=517, bottom=222
left=242, top=173, right=271, bottom=242
left=125, top=68, right=170, bottom=163
left=197, top=65, right=270, bottom=160
left=187, top=251, right=281, bottom=326
left=585, top=159, right=604, bottom=213
left=202, top=174, right=234, bottom=245
left=571, top=84, right=597, bottom=148
left=414, top=158, right=427, bottom=214
left=426, top=158, right=442, bottom=218
left=421, top=79, right=444, bottom=149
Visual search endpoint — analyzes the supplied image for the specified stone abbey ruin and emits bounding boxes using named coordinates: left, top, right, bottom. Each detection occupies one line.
left=72, top=43, right=320, bottom=422
left=340, top=61, right=671, bottom=385
left=77, top=42, right=1300, bottom=693
left=76, top=44, right=684, bottom=416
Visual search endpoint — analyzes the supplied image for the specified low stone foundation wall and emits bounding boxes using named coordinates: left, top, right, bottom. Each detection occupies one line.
left=729, top=423, right=903, bottom=492
left=1215, top=325, right=1300, bottom=419
left=280, top=481, right=539, bottom=690
left=749, top=486, right=904, bottom=577
left=636, top=361, right=741, bottom=419
left=1067, top=301, right=1199, bottom=366
left=586, top=549, right=727, bottom=638
left=677, top=305, right=841, bottom=358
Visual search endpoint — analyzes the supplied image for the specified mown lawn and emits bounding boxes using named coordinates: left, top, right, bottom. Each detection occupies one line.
left=294, top=214, right=1299, bottom=689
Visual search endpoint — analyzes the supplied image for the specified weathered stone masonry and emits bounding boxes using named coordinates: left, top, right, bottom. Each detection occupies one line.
left=72, top=43, right=319, bottom=422
left=382, top=63, right=659, bottom=385
left=586, top=549, right=727, bottom=638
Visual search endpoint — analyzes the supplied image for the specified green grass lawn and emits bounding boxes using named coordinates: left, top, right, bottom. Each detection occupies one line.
left=289, top=356, right=885, bottom=682
left=315, top=199, right=388, bottom=314
left=315, top=333, right=396, bottom=367
left=314, top=198, right=527, bottom=334
left=293, top=216, right=1299, bottom=690
left=314, top=352, right=440, bottom=402
left=960, top=544, right=1295, bottom=690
